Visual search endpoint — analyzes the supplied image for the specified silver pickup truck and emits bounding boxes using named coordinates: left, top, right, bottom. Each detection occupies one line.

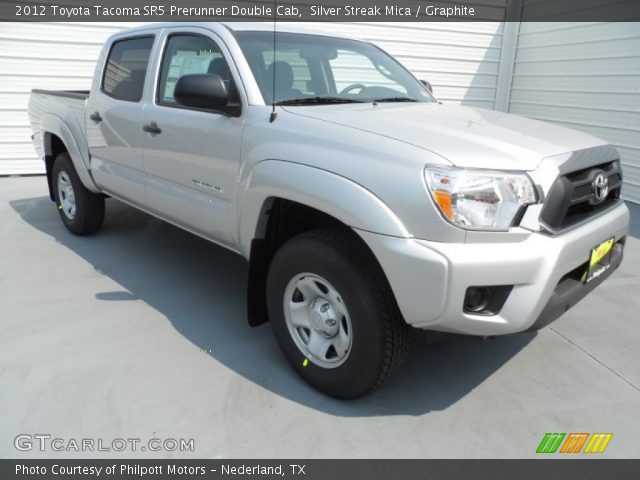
left=29, top=22, right=629, bottom=398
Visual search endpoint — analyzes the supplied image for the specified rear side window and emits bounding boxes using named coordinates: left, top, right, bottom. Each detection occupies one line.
left=102, top=36, right=154, bottom=102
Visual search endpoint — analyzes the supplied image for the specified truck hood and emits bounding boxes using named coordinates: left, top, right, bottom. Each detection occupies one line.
left=284, top=103, right=607, bottom=170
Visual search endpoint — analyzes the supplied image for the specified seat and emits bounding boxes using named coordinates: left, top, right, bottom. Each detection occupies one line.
left=265, top=61, right=303, bottom=103
left=208, top=57, right=231, bottom=88
left=111, top=69, right=146, bottom=102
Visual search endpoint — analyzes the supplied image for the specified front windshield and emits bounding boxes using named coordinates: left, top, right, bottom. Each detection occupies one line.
left=234, top=31, right=434, bottom=105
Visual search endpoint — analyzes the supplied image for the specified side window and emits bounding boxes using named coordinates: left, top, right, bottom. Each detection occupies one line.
left=158, top=34, right=230, bottom=107
left=102, top=36, right=154, bottom=102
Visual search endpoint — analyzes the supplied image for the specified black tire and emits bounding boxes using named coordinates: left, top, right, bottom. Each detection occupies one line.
left=266, top=229, right=409, bottom=399
left=52, top=152, right=105, bottom=235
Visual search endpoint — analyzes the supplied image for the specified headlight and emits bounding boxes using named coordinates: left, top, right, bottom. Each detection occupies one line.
left=425, top=165, right=537, bottom=230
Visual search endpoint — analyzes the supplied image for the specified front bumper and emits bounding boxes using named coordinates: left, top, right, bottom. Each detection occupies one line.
left=358, top=202, right=629, bottom=336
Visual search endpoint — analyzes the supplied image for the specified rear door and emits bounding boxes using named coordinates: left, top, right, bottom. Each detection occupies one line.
left=86, top=33, right=157, bottom=207
left=140, top=28, right=245, bottom=247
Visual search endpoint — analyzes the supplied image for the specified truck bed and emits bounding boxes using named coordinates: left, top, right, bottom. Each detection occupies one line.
left=28, top=89, right=90, bottom=161
left=31, top=89, right=90, bottom=100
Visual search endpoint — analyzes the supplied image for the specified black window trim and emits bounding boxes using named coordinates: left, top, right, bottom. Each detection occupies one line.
left=100, top=34, right=156, bottom=103
left=155, top=32, right=241, bottom=116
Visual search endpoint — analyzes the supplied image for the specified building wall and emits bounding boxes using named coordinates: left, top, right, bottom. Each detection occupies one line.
left=0, top=21, right=504, bottom=175
left=2, top=21, right=639, bottom=205
left=508, top=22, right=640, bottom=203
left=0, top=22, right=143, bottom=174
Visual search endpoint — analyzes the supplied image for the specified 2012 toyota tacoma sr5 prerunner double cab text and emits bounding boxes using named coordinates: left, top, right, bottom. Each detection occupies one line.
left=29, top=23, right=629, bottom=398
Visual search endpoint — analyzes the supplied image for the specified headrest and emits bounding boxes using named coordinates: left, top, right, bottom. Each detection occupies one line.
left=267, top=61, right=294, bottom=90
left=208, top=58, right=231, bottom=82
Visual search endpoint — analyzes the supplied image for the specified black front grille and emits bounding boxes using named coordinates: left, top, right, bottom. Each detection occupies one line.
left=570, top=183, right=593, bottom=201
left=539, top=160, right=623, bottom=232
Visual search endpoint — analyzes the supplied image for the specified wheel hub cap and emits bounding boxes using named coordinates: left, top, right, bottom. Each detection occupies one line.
left=308, top=297, right=339, bottom=337
left=57, top=171, right=76, bottom=220
left=283, top=273, right=352, bottom=369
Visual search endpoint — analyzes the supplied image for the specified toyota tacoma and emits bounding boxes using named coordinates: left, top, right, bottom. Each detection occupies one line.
left=29, top=23, right=629, bottom=398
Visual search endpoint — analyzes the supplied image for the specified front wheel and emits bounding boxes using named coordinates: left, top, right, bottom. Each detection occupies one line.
left=266, top=229, right=408, bottom=399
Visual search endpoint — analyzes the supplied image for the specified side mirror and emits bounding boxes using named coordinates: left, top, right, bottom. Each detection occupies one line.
left=420, top=80, right=433, bottom=94
left=174, top=74, right=228, bottom=110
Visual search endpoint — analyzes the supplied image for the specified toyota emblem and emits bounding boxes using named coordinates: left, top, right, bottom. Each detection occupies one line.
left=593, top=173, right=609, bottom=203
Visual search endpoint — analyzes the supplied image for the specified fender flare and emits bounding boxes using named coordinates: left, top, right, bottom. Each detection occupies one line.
left=237, top=160, right=410, bottom=258
left=40, top=113, right=100, bottom=193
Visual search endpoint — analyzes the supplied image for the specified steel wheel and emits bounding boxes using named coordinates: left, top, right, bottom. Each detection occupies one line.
left=283, top=273, right=353, bottom=369
left=57, top=170, right=76, bottom=220
left=267, top=229, right=409, bottom=398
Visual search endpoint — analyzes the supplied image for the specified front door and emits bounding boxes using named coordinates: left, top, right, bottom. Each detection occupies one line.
left=141, top=30, right=244, bottom=247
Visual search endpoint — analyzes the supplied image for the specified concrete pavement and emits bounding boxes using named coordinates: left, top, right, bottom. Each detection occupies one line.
left=1, top=176, right=639, bottom=458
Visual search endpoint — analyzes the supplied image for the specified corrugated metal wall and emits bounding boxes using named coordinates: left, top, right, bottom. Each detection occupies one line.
left=5, top=21, right=639, bottom=204
left=0, top=22, right=141, bottom=175
left=509, top=22, right=640, bottom=203
left=0, top=21, right=504, bottom=175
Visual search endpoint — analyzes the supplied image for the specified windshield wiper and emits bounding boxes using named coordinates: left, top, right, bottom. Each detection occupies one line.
left=275, top=96, right=364, bottom=106
left=372, top=97, right=418, bottom=103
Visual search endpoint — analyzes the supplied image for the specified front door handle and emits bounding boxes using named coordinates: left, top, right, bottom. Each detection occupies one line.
left=89, top=111, right=102, bottom=123
left=143, top=122, right=162, bottom=135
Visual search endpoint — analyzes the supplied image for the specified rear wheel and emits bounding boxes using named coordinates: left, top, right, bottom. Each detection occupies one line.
left=266, top=229, right=408, bottom=399
left=52, top=153, right=105, bottom=235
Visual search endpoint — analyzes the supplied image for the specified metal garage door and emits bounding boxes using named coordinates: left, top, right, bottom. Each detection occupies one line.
left=508, top=22, right=640, bottom=204
left=0, top=21, right=505, bottom=175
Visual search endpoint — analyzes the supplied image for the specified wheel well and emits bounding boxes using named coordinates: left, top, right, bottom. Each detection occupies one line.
left=262, top=199, right=347, bottom=251
left=247, top=198, right=377, bottom=327
left=44, top=133, right=68, bottom=201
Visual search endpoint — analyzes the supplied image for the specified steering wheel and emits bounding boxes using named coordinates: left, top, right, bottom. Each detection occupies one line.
left=339, top=83, right=367, bottom=95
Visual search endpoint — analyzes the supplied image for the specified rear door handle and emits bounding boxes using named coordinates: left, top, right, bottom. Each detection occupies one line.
left=143, top=122, right=162, bottom=135
left=89, top=112, right=102, bottom=123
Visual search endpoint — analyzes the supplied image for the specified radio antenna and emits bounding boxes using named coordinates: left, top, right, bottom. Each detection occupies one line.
left=269, top=0, right=278, bottom=123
